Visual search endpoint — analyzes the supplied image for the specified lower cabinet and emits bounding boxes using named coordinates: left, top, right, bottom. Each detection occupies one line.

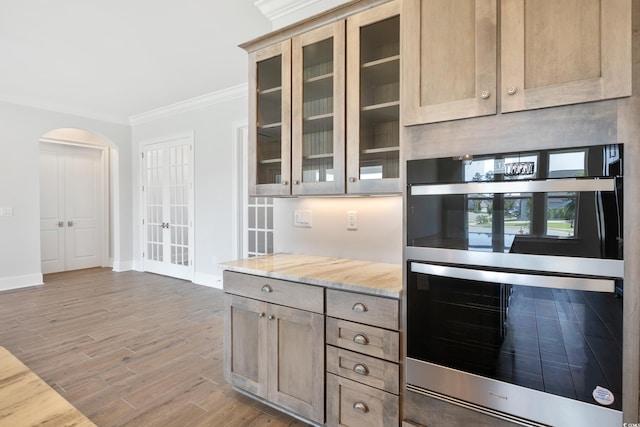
left=224, top=272, right=325, bottom=424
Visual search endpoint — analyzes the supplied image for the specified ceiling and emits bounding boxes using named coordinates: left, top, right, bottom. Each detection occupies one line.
left=0, top=0, right=272, bottom=125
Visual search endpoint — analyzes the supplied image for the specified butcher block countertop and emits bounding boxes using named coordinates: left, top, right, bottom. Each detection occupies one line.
left=220, top=253, right=402, bottom=299
left=0, top=346, right=96, bottom=427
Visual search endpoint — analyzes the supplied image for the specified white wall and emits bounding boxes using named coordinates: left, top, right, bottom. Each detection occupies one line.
left=273, top=196, right=402, bottom=264
left=0, top=101, right=133, bottom=291
left=131, top=93, right=249, bottom=288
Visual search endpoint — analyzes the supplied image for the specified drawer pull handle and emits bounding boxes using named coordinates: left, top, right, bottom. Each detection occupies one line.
left=353, top=363, right=369, bottom=375
left=353, top=401, right=369, bottom=414
left=353, top=334, right=369, bottom=345
left=352, top=302, right=368, bottom=313
left=261, top=284, right=273, bottom=293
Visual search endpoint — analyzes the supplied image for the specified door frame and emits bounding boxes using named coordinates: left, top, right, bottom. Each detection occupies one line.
left=39, top=139, right=110, bottom=271
left=139, top=131, right=195, bottom=281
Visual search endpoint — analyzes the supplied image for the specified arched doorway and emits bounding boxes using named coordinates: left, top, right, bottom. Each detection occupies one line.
left=39, top=128, right=118, bottom=274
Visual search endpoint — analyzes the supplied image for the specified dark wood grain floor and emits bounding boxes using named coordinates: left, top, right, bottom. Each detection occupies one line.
left=0, top=268, right=308, bottom=426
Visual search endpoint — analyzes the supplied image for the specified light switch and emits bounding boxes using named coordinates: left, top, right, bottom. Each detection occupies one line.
left=294, top=210, right=312, bottom=227
left=0, top=207, right=13, bottom=217
left=347, top=211, right=357, bottom=230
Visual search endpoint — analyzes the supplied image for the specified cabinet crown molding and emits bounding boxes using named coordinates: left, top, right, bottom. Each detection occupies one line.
left=254, top=0, right=349, bottom=25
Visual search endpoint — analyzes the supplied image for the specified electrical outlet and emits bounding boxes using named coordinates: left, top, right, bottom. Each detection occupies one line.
left=347, top=211, right=358, bottom=230
left=294, top=210, right=312, bottom=227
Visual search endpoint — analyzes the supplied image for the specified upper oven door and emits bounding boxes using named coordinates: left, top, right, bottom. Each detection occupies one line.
left=406, top=145, right=623, bottom=277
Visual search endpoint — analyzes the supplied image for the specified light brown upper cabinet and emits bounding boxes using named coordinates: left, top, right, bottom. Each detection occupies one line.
left=501, top=0, right=631, bottom=113
left=347, top=1, right=402, bottom=194
left=249, top=41, right=292, bottom=196
left=402, top=0, right=497, bottom=125
left=402, top=0, right=631, bottom=125
left=292, top=22, right=346, bottom=195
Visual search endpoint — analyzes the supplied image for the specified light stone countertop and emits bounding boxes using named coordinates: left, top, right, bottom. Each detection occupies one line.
left=220, top=253, right=402, bottom=299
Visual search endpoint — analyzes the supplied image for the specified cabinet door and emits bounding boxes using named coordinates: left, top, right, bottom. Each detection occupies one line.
left=249, top=40, right=292, bottom=196
left=224, top=294, right=268, bottom=397
left=292, top=21, right=346, bottom=195
left=501, top=0, right=631, bottom=113
left=346, top=1, right=401, bottom=194
left=267, top=304, right=325, bottom=423
left=402, top=0, right=497, bottom=125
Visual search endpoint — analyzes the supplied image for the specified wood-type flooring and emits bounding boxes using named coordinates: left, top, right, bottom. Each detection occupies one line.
left=0, top=268, right=308, bottom=426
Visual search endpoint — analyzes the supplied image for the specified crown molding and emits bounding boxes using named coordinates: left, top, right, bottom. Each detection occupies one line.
left=129, top=83, right=248, bottom=126
left=0, top=93, right=130, bottom=126
left=254, top=0, right=322, bottom=22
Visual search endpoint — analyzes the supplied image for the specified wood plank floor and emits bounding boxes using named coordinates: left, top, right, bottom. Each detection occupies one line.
left=0, top=268, right=309, bottom=427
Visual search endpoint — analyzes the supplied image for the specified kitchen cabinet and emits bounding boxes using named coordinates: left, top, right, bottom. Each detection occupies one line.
left=325, top=289, right=400, bottom=427
left=501, top=0, right=631, bottom=113
left=292, top=22, right=346, bottom=195
left=223, top=272, right=325, bottom=424
left=249, top=41, right=292, bottom=196
left=346, top=1, right=401, bottom=194
left=402, top=0, right=631, bottom=125
left=402, top=0, right=497, bottom=125
left=245, top=1, right=401, bottom=196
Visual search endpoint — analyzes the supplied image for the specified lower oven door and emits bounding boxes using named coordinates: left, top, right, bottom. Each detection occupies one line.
left=406, top=262, right=622, bottom=427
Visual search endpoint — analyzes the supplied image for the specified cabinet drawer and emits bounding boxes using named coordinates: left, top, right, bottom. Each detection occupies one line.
left=326, top=373, right=399, bottom=427
left=326, top=289, right=398, bottom=330
left=223, top=271, right=324, bottom=314
left=327, top=345, right=399, bottom=394
left=326, top=317, right=399, bottom=362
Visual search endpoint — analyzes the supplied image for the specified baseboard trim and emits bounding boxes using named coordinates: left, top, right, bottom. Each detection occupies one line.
left=193, top=272, right=223, bottom=289
left=0, top=273, right=44, bottom=292
left=112, top=260, right=134, bottom=272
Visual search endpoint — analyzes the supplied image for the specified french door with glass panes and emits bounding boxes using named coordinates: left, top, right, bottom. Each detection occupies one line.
left=142, top=136, right=194, bottom=280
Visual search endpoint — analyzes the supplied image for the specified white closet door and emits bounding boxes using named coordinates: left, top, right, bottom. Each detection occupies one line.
left=40, top=143, right=104, bottom=274
left=142, top=137, right=194, bottom=280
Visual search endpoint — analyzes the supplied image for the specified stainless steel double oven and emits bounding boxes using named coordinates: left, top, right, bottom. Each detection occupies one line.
left=405, top=144, right=623, bottom=426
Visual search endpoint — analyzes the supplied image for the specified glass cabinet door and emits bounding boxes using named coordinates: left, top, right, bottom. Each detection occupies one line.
left=291, top=22, right=345, bottom=195
left=249, top=41, right=291, bottom=196
left=347, top=2, right=401, bottom=194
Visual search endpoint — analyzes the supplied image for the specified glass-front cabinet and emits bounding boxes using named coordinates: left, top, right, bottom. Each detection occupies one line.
left=292, top=22, right=345, bottom=195
left=249, top=41, right=292, bottom=196
left=246, top=1, right=401, bottom=197
left=347, top=1, right=401, bottom=194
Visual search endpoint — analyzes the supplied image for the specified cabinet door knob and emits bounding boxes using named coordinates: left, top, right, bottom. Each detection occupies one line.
left=507, top=86, right=518, bottom=95
left=480, top=90, right=490, bottom=99
left=258, top=312, right=265, bottom=318
left=293, top=180, right=300, bottom=185
left=353, top=401, right=369, bottom=414
left=261, top=284, right=273, bottom=293
left=352, top=302, right=368, bottom=313
left=267, top=315, right=275, bottom=320
left=353, top=363, right=369, bottom=375
left=281, top=180, right=289, bottom=185
left=58, top=221, right=65, bottom=228
left=353, top=334, right=369, bottom=345
left=67, top=220, right=74, bottom=227
left=349, top=177, right=357, bottom=183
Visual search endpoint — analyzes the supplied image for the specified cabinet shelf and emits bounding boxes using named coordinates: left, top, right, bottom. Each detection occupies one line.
left=361, top=101, right=400, bottom=121
left=305, top=153, right=333, bottom=160
left=362, top=55, right=400, bottom=69
left=257, top=122, right=282, bottom=139
left=304, top=73, right=334, bottom=101
left=362, top=146, right=399, bottom=155
left=304, top=113, right=334, bottom=133
left=259, top=86, right=282, bottom=95
left=259, top=158, right=282, bottom=165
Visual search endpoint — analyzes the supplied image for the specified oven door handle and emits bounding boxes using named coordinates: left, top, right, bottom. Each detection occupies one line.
left=410, top=262, right=615, bottom=293
left=410, top=177, right=616, bottom=196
